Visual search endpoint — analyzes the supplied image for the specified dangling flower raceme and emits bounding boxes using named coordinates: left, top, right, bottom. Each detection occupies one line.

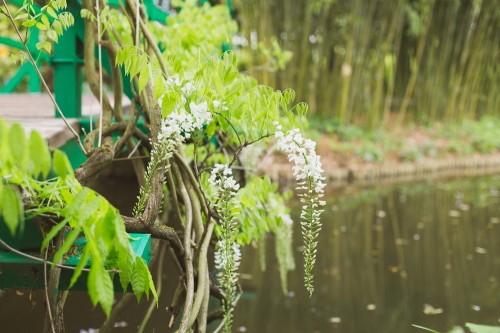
left=209, top=163, right=240, bottom=198
left=161, top=101, right=212, bottom=139
left=274, top=121, right=326, bottom=296
left=133, top=80, right=213, bottom=217
left=209, top=163, right=241, bottom=333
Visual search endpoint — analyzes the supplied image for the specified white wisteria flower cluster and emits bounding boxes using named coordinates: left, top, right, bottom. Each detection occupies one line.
left=209, top=163, right=240, bottom=198
left=214, top=240, right=241, bottom=284
left=133, top=78, right=213, bottom=217
left=274, top=122, right=326, bottom=295
left=209, top=163, right=241, bottom=333
left=159, top=100, right=212, bottom=141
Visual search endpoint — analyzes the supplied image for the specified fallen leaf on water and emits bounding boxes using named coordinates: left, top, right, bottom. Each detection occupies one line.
left=423, top=304, right=444, bottom=315
left=475, top=247, right=488, bottom=254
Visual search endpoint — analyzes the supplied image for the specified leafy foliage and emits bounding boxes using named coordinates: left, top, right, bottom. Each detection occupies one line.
left=2, top=1, right=326, bottom=331
left=111, top=0, right=321, bottom=318
left=6, top=0, right=75, bottom=53
left=465, top=323, right=500, bottom=333
left=0, top=120, right=156, bottom=317
left=237, top=178, right=297, bottom=294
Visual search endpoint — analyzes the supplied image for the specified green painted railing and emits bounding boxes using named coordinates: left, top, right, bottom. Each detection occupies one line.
left=0, top=0, right=169, bottom=118
left=1, top=0, right=233, bottom=118
left=0, top=229, right=151, bottom=290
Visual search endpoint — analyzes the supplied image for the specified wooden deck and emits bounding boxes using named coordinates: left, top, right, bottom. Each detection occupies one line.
left=0, top=93, right=129, bottom=148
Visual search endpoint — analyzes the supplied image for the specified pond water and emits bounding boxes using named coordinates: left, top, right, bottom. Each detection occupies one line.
left=234, top=175, right=500, bottom=333
left=0, top=175, right=499, bottom=332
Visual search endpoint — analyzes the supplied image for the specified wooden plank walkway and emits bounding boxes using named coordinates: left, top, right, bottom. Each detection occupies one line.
left=0, top=93, right=129, bottom=148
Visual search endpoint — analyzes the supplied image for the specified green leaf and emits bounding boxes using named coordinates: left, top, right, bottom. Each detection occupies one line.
left=88, top=263, right=114, bottom=317
left=131, top=258, right=147, bottom=301
left=78, top=196, right=101, bottom=224
left=465, top=323, right=500, bottom=333
left=138, top=65, right=150, bottom=94
left=68, top=245, right=90, bottom=289
left=52, top=20, right=63, bottom=35
left=129, top=56, right=141, bottom=79
left=64, top=188, right=90, bottom=219
left=47, top=29, right=59, bottom=43
left=14, top=12, right=28, bottom=21
left=52, top=227, right=81, bottom=268
left=118, top=255, right=133, bottom=292
left=296, top=102, right=308, bottom=117
left=283, top=89, right=295, bottom=106
left=115, top=48, right=124, bottom=66
left=144, top=259, right=158, bottom=302
left=22, top=19, right=37, bottom=27
left=41, top=219, right=69, bottom=253
left=29, top=130, right=51, bottom=179
left=58, top=12, right=74, bottom=28
left=80, top=8, right=95, bottom=22
left=205, top=121, right=218, bottom=138
left=154, top=76, right=166, bottom=100
left=56, top=0, right=67, bottom=9
left=99, top=204, right=117, bottom=244
left=161, top=91, right=177, bottom=117
left=46, top=7, right=58, bottom=19
left=1, top=186, right=22, bottom=235
left=41, top=14, right=50, bottom=27
left=52, top=149, right=73, bottom=178
left=212, top=72, right=224, bottom=96
left=36, top=22, right=48, bottom=31
left=112, top=214, right=130, bottom=251
left=36, top=41, right=52, bottom=53
left=9, top=123, right=27, bottom=171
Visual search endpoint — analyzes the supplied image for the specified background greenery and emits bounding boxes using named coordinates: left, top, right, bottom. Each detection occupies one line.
left=235, top=0, right=499, bottom=129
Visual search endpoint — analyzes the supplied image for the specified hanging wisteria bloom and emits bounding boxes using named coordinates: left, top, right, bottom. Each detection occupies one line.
left=133, top=79, right=213, bottom=217
left=274, top=121, right=326, bottom=295
left=209, top=163, right=241, bottom=333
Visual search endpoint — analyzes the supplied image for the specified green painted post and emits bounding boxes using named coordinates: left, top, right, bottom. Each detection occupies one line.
left=144, top=0, right=168, bottom=23
left=26, top=29, right=41, bottom=92
left=226, top=0, right=233, bottom=17
left=53, top=0, right=83, bottom=118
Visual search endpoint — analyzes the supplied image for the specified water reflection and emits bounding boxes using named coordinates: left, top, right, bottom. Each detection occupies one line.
left=234, top=176, right=500, bottom=332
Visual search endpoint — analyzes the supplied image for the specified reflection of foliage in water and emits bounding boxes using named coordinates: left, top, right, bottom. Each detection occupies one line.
left=236, top=175, right=500, bottom=333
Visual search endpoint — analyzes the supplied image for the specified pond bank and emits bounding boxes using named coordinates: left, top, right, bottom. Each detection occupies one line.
left=261, top=117, right=500, bottom=186
left=261, top=153, right=500, bottom=187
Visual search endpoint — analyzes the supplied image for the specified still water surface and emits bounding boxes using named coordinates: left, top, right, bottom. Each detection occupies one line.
left=0, top=175, right=499, bottom=332
left=234, top=176, right=500, bottom=333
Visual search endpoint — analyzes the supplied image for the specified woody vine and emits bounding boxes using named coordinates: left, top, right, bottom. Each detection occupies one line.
left=0, top=1, right=325, bottom=332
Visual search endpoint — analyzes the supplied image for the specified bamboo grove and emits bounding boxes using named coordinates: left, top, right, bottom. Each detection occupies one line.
left=235, top=0, right=500, bottom=129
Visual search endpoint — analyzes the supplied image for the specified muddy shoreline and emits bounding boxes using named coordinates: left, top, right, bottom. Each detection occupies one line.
left=261, top=153, right=500, bottom=187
